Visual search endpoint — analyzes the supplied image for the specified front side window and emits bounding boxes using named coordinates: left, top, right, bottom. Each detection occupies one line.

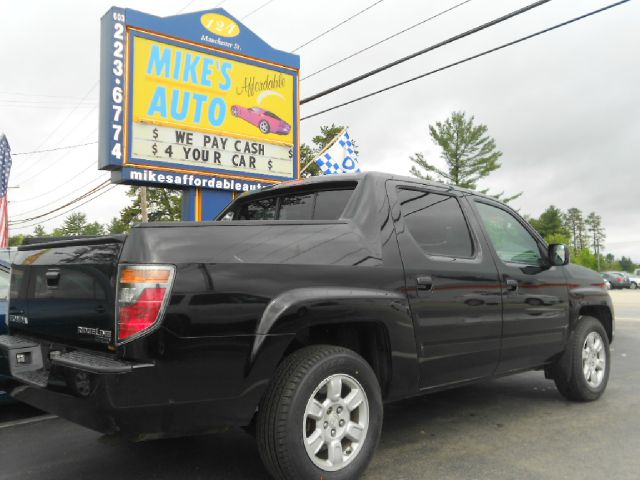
left=397, top=188, right=473, bottom=258
left=476, top=202, right=543, bottom=266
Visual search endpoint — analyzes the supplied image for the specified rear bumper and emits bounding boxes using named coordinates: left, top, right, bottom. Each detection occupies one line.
left=0, top=335, right=163, bottom=437
left=0, top=334, right=262, bottom=438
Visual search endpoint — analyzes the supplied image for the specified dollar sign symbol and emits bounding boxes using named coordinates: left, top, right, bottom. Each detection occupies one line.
left=288, top=148, right=293, bottom=159
left=152, top=143, right=158, bottom=155
left=268, top=160, right=273, bottom=171
left=153, top=128, right=158, bottom=140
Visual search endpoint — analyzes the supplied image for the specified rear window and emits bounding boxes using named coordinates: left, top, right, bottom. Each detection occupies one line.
left=223, top=186, right=355, bottom=221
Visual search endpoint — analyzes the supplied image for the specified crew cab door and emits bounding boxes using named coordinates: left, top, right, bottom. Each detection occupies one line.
left=471, top=199, right=569, bottom=374
left=388, top=182, right=503, bottom=389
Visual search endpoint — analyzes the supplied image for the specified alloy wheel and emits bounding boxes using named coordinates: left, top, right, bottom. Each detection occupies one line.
left=303, top=373, right=369, bottom=472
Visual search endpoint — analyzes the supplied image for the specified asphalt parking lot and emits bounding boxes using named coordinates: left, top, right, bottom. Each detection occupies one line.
left=1, top=290, right=639, bottom=480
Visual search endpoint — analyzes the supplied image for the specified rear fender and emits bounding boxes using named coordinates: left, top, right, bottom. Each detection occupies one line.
left=249, top=287, right=420, bottom=400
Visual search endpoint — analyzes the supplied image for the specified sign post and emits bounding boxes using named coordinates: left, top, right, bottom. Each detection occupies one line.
left=99, top=7, right=300, bottom=221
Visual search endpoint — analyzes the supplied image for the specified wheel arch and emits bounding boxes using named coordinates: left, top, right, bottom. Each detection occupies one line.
left=249, top=287, right=420, bottom=401
left=578, top=305, right=613, bottom=343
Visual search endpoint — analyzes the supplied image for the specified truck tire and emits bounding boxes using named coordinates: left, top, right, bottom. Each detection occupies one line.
left=256, top=345, right=382, bottom=480
left=551, top=316, right=610, bottom=401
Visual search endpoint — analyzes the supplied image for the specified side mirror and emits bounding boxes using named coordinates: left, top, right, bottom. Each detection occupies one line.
left=548, top=244, right=570, bottom=266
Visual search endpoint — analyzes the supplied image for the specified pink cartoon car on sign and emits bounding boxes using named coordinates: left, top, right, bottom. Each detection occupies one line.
left=231, top=105, right=291, bottom=135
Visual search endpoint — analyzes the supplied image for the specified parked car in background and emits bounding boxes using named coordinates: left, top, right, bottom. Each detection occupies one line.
left=610, top=271, right=631, bottom=289
left=0, top=260, right=9, bottom=334
left=601, top=274, right=611, bottom=290
left=601, top=272, right=629, bottom=289
left=628, top=274, right=639, bottom=290
left=0, top=259, right=11, bottom=402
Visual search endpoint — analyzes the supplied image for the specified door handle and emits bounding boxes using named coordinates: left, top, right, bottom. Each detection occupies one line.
left=95, top=305, right=106, bottom=313
left=416, top=275, right=433, bottom=291
left=505, top=278, right=518, bottom=293
left=46, top=269, right=60, bottom=287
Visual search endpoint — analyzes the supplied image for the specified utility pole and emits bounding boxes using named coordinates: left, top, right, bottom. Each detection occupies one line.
left=140, top=187, right=148, bottom=223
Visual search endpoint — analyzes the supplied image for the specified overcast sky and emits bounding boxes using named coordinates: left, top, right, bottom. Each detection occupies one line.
left=1, top=0, right=638, bottom=261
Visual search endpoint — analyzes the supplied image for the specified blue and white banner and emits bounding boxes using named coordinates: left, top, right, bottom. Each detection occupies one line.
left=315, top=129, right=361, bottom=175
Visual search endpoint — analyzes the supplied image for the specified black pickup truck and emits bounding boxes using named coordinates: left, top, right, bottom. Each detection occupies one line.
left=0, top=172, right=613, bottom=479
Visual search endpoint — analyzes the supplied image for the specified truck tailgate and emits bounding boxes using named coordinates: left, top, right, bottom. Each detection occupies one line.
left=8, top=236, right=125, bottom=351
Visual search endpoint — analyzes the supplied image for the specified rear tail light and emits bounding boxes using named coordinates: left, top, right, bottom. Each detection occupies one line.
left=116, top=265, right=175, bottom=344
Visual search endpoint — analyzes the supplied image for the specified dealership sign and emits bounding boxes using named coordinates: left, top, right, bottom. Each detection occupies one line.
left=99, top=7, right=300, bottom=190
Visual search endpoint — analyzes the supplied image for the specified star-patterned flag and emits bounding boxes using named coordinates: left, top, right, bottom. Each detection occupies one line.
left=0, top=134, right=13, bottom=248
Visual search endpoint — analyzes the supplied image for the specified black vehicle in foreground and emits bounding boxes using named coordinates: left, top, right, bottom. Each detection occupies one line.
left=0, top=173, right=614, bottom=479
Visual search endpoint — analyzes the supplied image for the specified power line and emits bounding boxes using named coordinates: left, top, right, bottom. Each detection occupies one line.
left=302, top=0, right=474, bottom=81
left=0, top=103, right=97, bottom=110
left=9, top=181, right=111, bottom=225
left=241, top=0, right=276, bottom=20
left=12, top=174, right=109, bottom=217
left=292, top=0, right=387, bottom=53
left=10, top=185, right=119, bottom=232
left=12, top=141, right=98, bottom=156
left=12, top=121, right=98, bottom=183
left=177, top=0, right=227, bottom=14
left=22, top=82, right=98, bottom=152
left=0, top=91, right=91, bottom=100
left=301, top=0, right=631, bottom=120
left=11, top=157, right=103, bottom=203
left=300, top=0, right=552, bottom=106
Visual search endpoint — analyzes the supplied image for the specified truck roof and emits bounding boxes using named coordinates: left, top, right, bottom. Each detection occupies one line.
left=249, top=171, right=483, bottom=198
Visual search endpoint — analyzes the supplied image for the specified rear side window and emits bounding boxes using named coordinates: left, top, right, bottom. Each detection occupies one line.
left=236, top=198, right=276, bottom=220
left=314, top=190, right=354, bottom=220
left=279, top=193, right=314, bottom=220
left=397, top=188, right=473, bottom=258
left=226, top=186, right=355, bottom=221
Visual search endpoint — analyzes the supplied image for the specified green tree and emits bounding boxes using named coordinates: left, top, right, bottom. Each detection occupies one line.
left=116, top=186, right=182, bottom=231
left=563, top=208, right=584, bottom=251
left=8, top=234, right=25, bottom=246
left=619, top=256, right=635, bottom=272
left=584, top=212, right=605, bottom=270
left=410, top=111, right=516, bottom=197
left=49, top=212, right=107, bottom=236
left=572, top=247, right=598, bottom=270
left=529, top=205, right=569, bottom=243
left=300, top=124, right=357, bottom=177
left=32, top=225, right=47, bottom=237
left=107, top=217, right=129, bottom=234
left=55, top=212, right=90, bottom=236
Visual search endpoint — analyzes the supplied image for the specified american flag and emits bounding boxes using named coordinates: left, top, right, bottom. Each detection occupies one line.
left=0, top=134, right=12, bottom=247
